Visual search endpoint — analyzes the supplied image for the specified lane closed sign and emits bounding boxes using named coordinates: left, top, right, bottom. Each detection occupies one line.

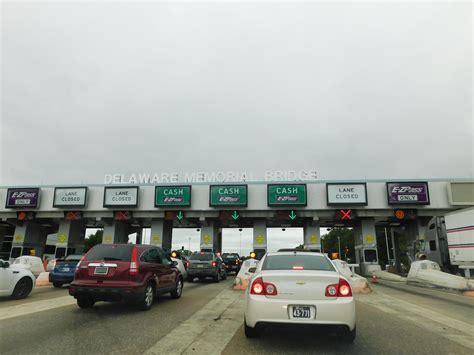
left=326, top=183, right=367, bottom=205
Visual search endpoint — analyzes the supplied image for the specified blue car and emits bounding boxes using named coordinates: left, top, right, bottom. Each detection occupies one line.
left=49, top=254, right=82, bottom=288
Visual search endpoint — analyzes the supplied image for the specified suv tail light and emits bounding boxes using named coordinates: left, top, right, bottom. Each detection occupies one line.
left=250, top=277, right=278, bottom=296
left=235, top=260, right=239, bottom=265
left=129, top=246, right=139, bottom=276
left=75, top=255, right=86, bottom=274
left=185, top=261, right=190, bottom=269
left=325, top=278, right=353, bottom=297
left=212, top=261, right=217, bottom=267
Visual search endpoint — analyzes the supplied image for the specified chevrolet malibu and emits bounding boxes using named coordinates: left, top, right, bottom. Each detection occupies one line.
left=244, top=251, right=356, bottom=342
left=69, top=244, right=183, bottom=310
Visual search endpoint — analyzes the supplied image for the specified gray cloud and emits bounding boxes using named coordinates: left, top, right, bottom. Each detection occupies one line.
left=1, top=1, right=472, bottom=186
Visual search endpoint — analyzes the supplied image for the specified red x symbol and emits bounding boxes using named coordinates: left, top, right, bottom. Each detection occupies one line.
left=340, top=209, right=352, bottom=220
left=66, top=211, right=81, bottom=220
left=115, top=211, right=130, bottom=220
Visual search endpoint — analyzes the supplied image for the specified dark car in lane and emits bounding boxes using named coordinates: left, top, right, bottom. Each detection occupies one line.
left=69, top=244, right=183, bottom=311
left=186, top=252, right=227, bottom=283
left=49, top=254, right=83, bottom=288
left=222, top=253, right=241, bottom=274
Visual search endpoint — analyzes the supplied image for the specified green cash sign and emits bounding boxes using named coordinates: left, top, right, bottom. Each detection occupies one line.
left=267, top=184, right=307, bottom=206
left=210, top=185, right=248, bottom=207
left=155, top=186, right=191, bottom=207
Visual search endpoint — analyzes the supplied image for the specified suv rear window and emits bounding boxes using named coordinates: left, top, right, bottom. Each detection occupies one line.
left=190, top=253, right=213, bottom=261
left=262, top=254, right=335, bottom=271
left=86, top=244, right=132, bottom=261
left=65, top=254, right=83, bottom=261
left=222, top=254, right=238, bottom=259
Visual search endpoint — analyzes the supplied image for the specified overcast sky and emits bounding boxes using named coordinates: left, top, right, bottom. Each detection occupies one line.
left=1, top=1, right=472, bottom=186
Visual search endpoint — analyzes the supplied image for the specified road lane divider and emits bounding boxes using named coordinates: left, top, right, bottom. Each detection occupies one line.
left=0, top=296, right=76, bottom=321
left=145, top=287, right=246, bottom=355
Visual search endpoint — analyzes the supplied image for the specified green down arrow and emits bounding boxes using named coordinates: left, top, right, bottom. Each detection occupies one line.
left=232, top=211, right=240, bottom=220
left=177, top=211, right=184, bottom=221
left=289, top=211, right=297, bottom=220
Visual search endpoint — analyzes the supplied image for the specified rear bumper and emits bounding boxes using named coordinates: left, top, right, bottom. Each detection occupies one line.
left=187, top=269, right=218, bottom=277
left=69, top=284, right=145, bottom=302
left=245, top=294, right=356, bottom=330
left=49, top=273, right=74, bottom=283
left=225, top=265, right=240, bottom=272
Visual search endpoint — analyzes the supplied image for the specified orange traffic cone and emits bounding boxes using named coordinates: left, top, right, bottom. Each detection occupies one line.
left=371, top=272, right=378, bottom=284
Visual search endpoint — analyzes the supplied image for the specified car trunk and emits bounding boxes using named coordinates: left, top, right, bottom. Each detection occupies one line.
left=54, top=260, right=79, bottom=273
left=261, top=270, right=340, bottom=301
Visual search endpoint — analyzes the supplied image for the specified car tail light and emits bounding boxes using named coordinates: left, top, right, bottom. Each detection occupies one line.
left=185, top=261, right=190, bottom=269
left=338, top=278, right=352, bottom=297
left=212, top=261, right=217, bottom=267
left=325, top=279, right=353, bottom=297
left=235, top=260, right=239, bottom=265
left=250, top=277, right=278, bottom=296
left=292, top=265, right=304, bottom=270
left=75, top=255, right=86, bottom=274
left=129, top=246, right=139, bottom=276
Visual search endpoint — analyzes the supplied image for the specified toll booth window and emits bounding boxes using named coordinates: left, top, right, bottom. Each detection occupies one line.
left=55, top=248, right=67, bottom=259
left=11, top=247, right=22, bottom=258
left=364, top=250, right=377, bottom=263
left=22, top=247, right=34, bottom=256
left=44, top=245, right=56, bottom=255
left=429, top=240, right=437, bottom=251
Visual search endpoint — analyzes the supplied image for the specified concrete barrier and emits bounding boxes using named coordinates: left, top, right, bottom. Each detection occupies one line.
left=407, top=261, right=474, bottom=291
left=35, top=272, right=51, bottom=286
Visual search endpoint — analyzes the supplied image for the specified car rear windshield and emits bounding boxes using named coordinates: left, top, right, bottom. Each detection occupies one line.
left=223, top=254, right=238, bottom=259
left=262, top=254, right=335, bottom=271
left=86, top=244, right=132, bottom=261
left=189, top=253, right=213, bottom=261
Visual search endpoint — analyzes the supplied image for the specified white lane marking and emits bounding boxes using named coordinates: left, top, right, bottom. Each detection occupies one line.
left=357, top=291, right=474, bottom=350
left=0, top=296, right=76, bottom=321
left=145, top=287, right=245, bottom=355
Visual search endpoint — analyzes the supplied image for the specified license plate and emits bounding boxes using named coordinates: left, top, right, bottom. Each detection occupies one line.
left=292, top=306, right=311, bottom=318
left=197, top=264, right=204, bottom=268
left=94, top=266, right=108, bottom=275
left=62, top=268, right=70, bottom=272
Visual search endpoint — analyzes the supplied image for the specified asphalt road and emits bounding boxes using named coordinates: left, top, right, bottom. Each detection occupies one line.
left=1, top=280, right=473, bottom=355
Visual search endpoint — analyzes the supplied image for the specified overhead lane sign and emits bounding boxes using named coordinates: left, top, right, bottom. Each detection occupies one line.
left=267, top=184, right=307, bottom=206
left=326, top=183, right=367, bottom=205
left=104, top=186, right=139, bottom=207
left=53, top=187, right=87, bottom=208
left=210, top=185, right=248, bottom=207
left=155, top=186, right=191, bottom=207
left=5, top=188, right=40, bottom=208
left=387, top=182, right=430, bottom=205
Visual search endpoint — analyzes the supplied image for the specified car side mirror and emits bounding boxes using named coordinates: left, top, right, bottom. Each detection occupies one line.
left=248, top=267, right=256, bottom=273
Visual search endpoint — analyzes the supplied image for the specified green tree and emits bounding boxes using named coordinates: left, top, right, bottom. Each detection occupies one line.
left=321, top=227, right=355, bottom=261
left=84, top=230, right=103, bottom=252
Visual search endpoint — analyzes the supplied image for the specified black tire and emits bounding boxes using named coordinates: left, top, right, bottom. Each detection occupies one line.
left=138, top=283, right=155, bottom=311
left=244, top=319, right=259, bottom=338
left=213, top=273, right=220, bottom=283
left=77, top=297, right=95, bottom=309
left=170, top=277, right=183, bottom=299
left=341, top=327, right=356, bottom=343
left=11, top=277, right=33, bottom=299
left=53, top=282, right=63, bottom=288
left=222, top=270, right=227, bottom=280
left=187, top=276, right=194, bottom=283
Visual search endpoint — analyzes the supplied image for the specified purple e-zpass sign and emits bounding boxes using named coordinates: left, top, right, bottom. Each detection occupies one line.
left=386, top=182, right=430, bottom=205
left=5, top=188, right=40, bottom=208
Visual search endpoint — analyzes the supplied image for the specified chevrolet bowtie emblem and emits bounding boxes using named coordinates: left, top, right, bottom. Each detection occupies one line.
left=296, top=280, right=306, bottom=285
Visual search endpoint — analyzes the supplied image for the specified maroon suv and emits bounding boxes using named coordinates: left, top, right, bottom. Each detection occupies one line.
left=69, top=244, right=183, bottom=311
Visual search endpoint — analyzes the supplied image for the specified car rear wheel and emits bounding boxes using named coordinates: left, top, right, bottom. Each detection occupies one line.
left=12, top=277, right=33, bottom=299
left=213, top=273, right=220, bottom=283
left=244, top=319, right=259, bottom=338
left=77, top=297, right=95, bottom=309
left=222, top=271, right=227, bottom=280
left=170, top=277, right=183, bottom=299
left=138, top=283, right=155, bottom=311
left=340, top=326, right=356, bottom=343
left=53, top=282, right=63, bottom=288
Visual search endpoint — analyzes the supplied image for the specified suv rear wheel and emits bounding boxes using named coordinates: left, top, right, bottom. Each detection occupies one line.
left=77, top=296, right=95, bottom=309
left=138, top=283, right=155, bottom=311
left=170, top=277, right=183, bottom=299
